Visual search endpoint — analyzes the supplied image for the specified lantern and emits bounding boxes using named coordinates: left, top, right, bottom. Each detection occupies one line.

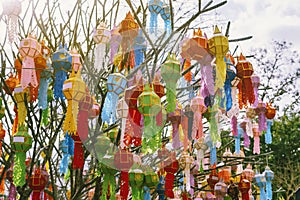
left=93, top=21, right=111, bottom=71
left=251, top=74, right=260, bottom=107
left=19, top=34, right=42, bottom=89
left=264, top=166, right=274, bottom=200
left=163, top=152, right=179, bottom=198
left=137, top=84, right=161, bottom=150
left=2, top=0, right=21, bottom=43
left=244, top=107, right=256, bottom=138
left=100, top=156, right=118, bottom=200
left=148, top=0, right=163, bottom=34
left=184, top=104, right=194, bottom=140
left=62, top=66, right=86, bottom=134
left=204, top=105, right=220, bottom=144
left=4, top=73, right=19, bottom=94
left=52, top=44, right=72, bottom=100
left=168, top=101, right=182, bottom=149
left=114, top=149, right=134, bottom=199
left=254, top=172, right=267, bottom=200
left=129, top=168, right=145, bottom=200
left=6, top=167, right=17, bottom=199
left=157, top=175, right=165, bottom=200
left=0, top=123, right=5, bottom=157
left=101, top=73, right=127, bottom=124
left=190, top=93, right=207, bottom=140
left=110, top=25, right=122, bottom=64
left=12, top=125, right=32, bottom=186
left=224, top=53, right=236, bottom=111
left=255, top=100, right=267, bottom=132
left=214, top=179, right=228, bottom=199
left=208, top=25, right=229, bottom=90
left=252, top=123, right=261, bottom=154
left=13, top=84, right=29, bottom=125
left=28, top=166, right=49, bottom=200
left=179, top=151, right=194, bottom=192
left=160, top=2, right=171, bottom=35
left=227, top=181, right=239, bottom=200
left=265, top=103, right=276, bottom=144
left=161, top=53, right=181, bottom=113
left=234, top=126, right=243, bottom=155
left=243, top=164, right=255, bottom=182
left=236, top=53, right=255, bottom=109
left=117, top=98, right=129, bottom=149
left=207, top=166, right=219, bottom=193
left=205, top=133, right=217, bottom=166
left=133, top=29, right=147, bottom=68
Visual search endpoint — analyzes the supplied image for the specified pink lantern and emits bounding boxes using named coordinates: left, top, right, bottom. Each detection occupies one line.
left=190, top=93, right=207, bottom=139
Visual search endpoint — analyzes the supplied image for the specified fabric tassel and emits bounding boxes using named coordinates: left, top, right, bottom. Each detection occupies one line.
left=38, top=76, right=49, bottom=110
left=189, top=173, right=194, bottom=196
left=32, top=191, right=42, bottom=200
left=201, top=64, right=215, bottom=95
left=209, top=110, right=219, bottom=143
left=101, top=169, right=117, bottom=200
left=59, top=138, right=70, bottom=176
left=235, top=127, right=242, bottom=154
left=165, top=83, right=177, bottom=113
left=246, top=119, right=253, bottom=138
left=144, top=186, right=151, bottom=200
left=54, top=70, right=67, bottom=100
left=120, top=171, right=130, bottom=200
left=102, top=92, right=119, bottom=124
left=231, top=116, right=238, bottom=137
left=258, top=111, right=267, bottom=133
left=238, top=78, right=255, bottom=109
left=8, top=183, right=17, bottom=200
left=253, top=134, right=260, bottom=155
left=242, top=126, right=250, bottom=148
left=259, top=186, right=266, bottom=200
left=265, top=119, right=273, bottom=144
left=163, top=18, right=171, bottom=36
left=266, top=180, right=272, bottom=200
left=72, top=135, right=84, bottom=169
left=172, top=122, right=180, bottom=149
left=21, top=56, right=38, bottom=89
left=13, top=152, right=26, bottom=186
left=210, top=146, right=217, bottom=166
left=224, top=78, right=232, bottom=111
left=63, top=100, right=79, bottom=134
left=150, top=12, right=159, bottom=34
left=42, top=108, right=49, bottom=126
left=214, top=56, right=226, bottom=91
left=95, top=44, right=106, bottom=71
left=110, top=26, right=121, bottom=64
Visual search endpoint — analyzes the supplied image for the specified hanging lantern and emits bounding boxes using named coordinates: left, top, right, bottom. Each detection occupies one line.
left=238, top=178, right=251, bottom=200
left=251, top=74, right=260, bottom=107
left=252, top=123, right=261, bottom=154
left=59, top=134, right=73, bottom=176
left=190, top=93, right=207, bottom=140
left=214, top=179, right=228, bottom=199
left=184, top=104, right=194, bottom=140
left=93, top=21, right=111, bottom=71
left=4, top=73, right=19, bottom=94
left=161, top=53, right=181, bottom=113
left=110, top=25, right=122, bottom=64
left=148, top=0, right=163, bottom=34
left=117, top=98, right=129, bottom=149
left=129, top=168, right=145, bottom=200
left=101, top=73, right=127, bottom=124
left=236, top=53, right=255, bottom=109
left=208, top=25, right=229, bottom=90
left=100, top=156, right=118, bottom=200
left=264, top=166, right=274, bottom=200
left=255, top=100, right=267, bottom=132
left=13, top=84, right=29, bottom=125
left=52, top=44, right=72, bottom=100
left=12, top=125, right=32, bottom=187
left=153, top=71, right=165, bottom=127
left=2, top=0, right=21, bottom=43
left=168, top=101, right=182, bottom=149
left=254, top=172, right=267, bottom=200
left=114, top=149, right=134, bottom=200
left=179, top=151, right=194, bottom=192
left=62, top=61, right=86, bottom=134
left=265, top=103, right=276, bottom=144
left=157, top=175, right=165, bottom=200
left=163, top=152, right=179, bottom=198
left=28, top=166, right=49, bottom=200
left=0, top=123, right=5, bottom=157
left=160, top=3, right=171, bottom=35
left=194, top=137, right=208, bottom=170
left=243, top=164, right=255, bottom=182
left=224, top=53, right=236, bottom=111
left=227, top=181, right=239, bottom=200
left=207, top=166, right=219, bottom=193
left=19, top=34, right=42, bottom=89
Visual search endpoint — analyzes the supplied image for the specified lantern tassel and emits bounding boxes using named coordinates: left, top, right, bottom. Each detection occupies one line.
left=13, top=152, right=26, bottom=187
left=102, top=92, right=118, bottom=124
left=253, top=134, right=260, bottom=154
left=165, top=84, right=177, bottom=113
left=192, top=112, right=200, bottom=140
left=215, top=57, right=226, bottom=90
left=231, top=115, right=238, bottom=137
left=224, top=79, right=232, bottom=111
left=243, top=128, right=250, bottom=148
left=259, top=186, right=266, bottom=200
left=163, top=18, right=171, bottom=36
left=210, top=146, right=217, bottom=166
left=63, top=100, right=79, bottom=134
left=157, top=176, right=165, bottom=200
left=72, top=138, right=84, bottom=169
left=54, top=70, right=67, bottom=100
left=144, top=186, right=151, bottom=200
left=185, top=167, right=191, bottom=192
left=201, top=64, right=215, bottom=95
left=258, top=112, right=267, bottom=132
left=209, top=113, right=219, bottom=143
left=95, top=44, right=106, bottom=71
left=120, top=171, right=130, bottom=200
left=38, top=77, right=49, bottom=110
left=21, top=56, right=38, bottom=89
left=32, top=190, right=41, bottom=200
left=17, top=102, right=27, bottom=125
left=235, top=128, right=241, bottom=154
left=150, top=12, right=158, bottom=34
left=42, top=108, right=49, bottom=126
left=165, top=171, right=175, bottom=198
left=8, top=183, right=17, bottom=200
left=7, top=15, right=18, bottom=43
left=246, top=118, right=253, bottom=138
left=265, top=119, right=273, bottom=144
left=266, top=181, right=272, bottom=200
left=172, top=122, right=180, bottom=149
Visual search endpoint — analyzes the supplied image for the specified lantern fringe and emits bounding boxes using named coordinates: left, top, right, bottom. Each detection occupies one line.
left=246, top=119, right=253, bottom=138
left=157, top=176, right=165, bottom=200
left=164, top=19, right=171, bottom=36
left=134, top=46, right=145, bottom=69
left=150, top=12, right=158, bottom=34
left=13, top=152, right=26, bottom=187
left=224, top=79, right=232, bottom=111
left=42, top=108, right=49, bottom=126
left=17, top=102, right=27, bottom=125
left=8, top=15, right=18, bottom=44
left=201, top=65, right=215, bottom=95
left=235, top=128, right=242, bottom=154
left=258, top=111, right=267, bottom=132
left=21, top=56, right=38, bottom=89
left=8, top=183, right=17, bottom=200
left=192, top=112, right=202, bottom=140
left=231, top=115, right=238, bottom=137
left=101, top=92, right=118, bottom=124
left=253, top=84, right=259, bottom=107
left=238, top=79, right=255, bottom=109
left=265, top=119, right=273, bottom=144
left=72, top=137, right=84, bottom=169
left=171, top=122, right=181, bottom=149
left=120, top=171, right=130, bottom=200
left=210, top=146, right=217, bottom=166
left=259, top=186, right=266, bottom=200
left=59, top=151, right=70, bottom=176
left=209, top=113, right=219, bottom=143
left=67, top=133, right=74, bottom=156
left=214, top=57, right=226, bottom=91
left=54, top=70, right=67, bottom=100
left=165, top=84, right=177, bottom=113
left=63, top=101, right=79, bottom=134
left=243, top=127, right=250, bottom=148
left=144, top=186, right=151, bottom=200
left=266, top=181, right=272, bottom=200
left=95, top=44, right=106, bottom=71
left=38, top=77, right=49, bottom=110
left=101, top=172, right=116, bottom=200
left=32, top=191, right=42, bottom=200
left=253, top=134, right=260, bottom=154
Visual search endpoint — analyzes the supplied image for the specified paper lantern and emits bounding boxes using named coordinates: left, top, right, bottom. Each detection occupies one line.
left=129, top=168, right=144, bottom=200
left=161, top=53, right=181, bottom=113
left=59, top=134, right=73, bottom=176
left=236, top=53, right=255, bottom=108
left=148, top=0, right=163, bottom=33
left=119, top=12, right=139, bottom=53
left=255, top=100, right=267, bottom=132
left=242, top=164, right=255, bottom=182
left=12, top=125, right=32, bottom=186
left=163, top=153, right=179, bottom=198
left=0, top=123, right=5, bottom=157
left=110, top=25, right=122, bottom=64
left=88, top=97, right=101, bottom=119
left=168, top=101, right=182, bottom=149
left=93, top=21, right=110, bottom=71
left=2, top=0, right=21, bottom=43
left=179, top=151, right=194, bottom=192
left=19, top=34, right=41, bottom=89
left=194, top=137, right=208, bottom=169
left=28, top=167, right=49, bottom=200
left=190, top=93, right=207, bottom=139
left=52, top=44, right=72, bottom=100
left=101, top=73, right=127, bottom=124
left=133, top=29, right=147, bottom=68
left=265, top=103, right=276, bottom=144
left=254, top=172, right=267, bottom=200
left=144, top=170, right=159, bottom=189
left=264, top=166, right=274, bottom=200
left=184, top=104, right=194, bottom=140
left=252, top=123, right=261, bottom=154
left=13, top=84, right=29, bottom=125
left=62, top=67, right=86, bottom=134
left=160, top=2, right=171, bottom=35
left=208, top=25, right=229, bottom=90
left=214, top=179, right=228, bottom=199
left=238, top=178, right=251, bottom=200
left=251, top=74, right=260, bottom=107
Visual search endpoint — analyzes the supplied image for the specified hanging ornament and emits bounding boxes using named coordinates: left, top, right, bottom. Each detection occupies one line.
left=110, top=25, right=122, bottom=64
left=52, top=44, right=72, bottom=100
left=114, top=149, right=134, bottom=200
left=255, top=100, right=267, bottom=132
left=205, top=133, right=217, bottom=166
left=238, top=178, right=251, bottom=200
left=214, top=179, right=228, bottom=200
left=153, top=71, right=166, bottom=128
left=224, top=53, right=236, bottom=111
left=157, top=175, right=165, bottom=200
left=13, top=84, right=29, bottom=125
left=117, top=98, right=128, bottom=149
left=6, top=166, right=17, bottom=200
left=168, top=101, right=182, bottom=149
left=251, top=74, right=260, bottom=107
left=265, top=103, right=276, bottom=144
left=160, top=2, right=171, bottom=35
left=2, top=0, right=21, bottom=43
left=190, top=93, right=207, bottom=140
left=129, top=167, right=144, bottom=200
left=227, top=181, right=239, bottom=200
left=163, top=152, right=179, bottom=198
left=236, top=53, right=255, bottom=109
left=208, top=25, right=229, bottom=90
left=254, top=172, right=267, bottom=200
left=59, top=134, right=72, bottom=176
left=218, top=149, right=231, bottom=183
left=62, top=51, right=86, bottom=134
left=4, top=73, right=19, bottom=94
left=28, top=166, right=49, bottom=200
left=232, top=149, right=245, bottom=175
left=263, top=166, right=274, bottom=200
left=161, top=53, right=181, bottom=113
left=93, top=21, right=111, bottom=72
left=242, top=164, right=255, bottom=198
left=133, top=29, right=147, bottom=68
left=252, top=123, right=261, bottom=154
left=204, top=105, right=220, bottom=144
left=194, top=137, right=208, bottom=170
left=234, top=126, right=243, bottom=155
left=245, top=107, right=256, bottom=138
left=0, top=123, right=5, bottom=157
left=148, top=0, right=163, bottom=34
left=11, top=125, right=32, bottom=187
left=19, top=34, right=42, bottom=89
left=101, top=73, right=127, bottom=124
left=179, top=151, right=194, bottom=192
left=100, top=155, right=118, bottom=200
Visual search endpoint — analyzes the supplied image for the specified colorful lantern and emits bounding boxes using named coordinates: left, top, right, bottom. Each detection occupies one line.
left=2, top=0, right=21, bottom=43
left=194, top=137, right=208, bottom=169
left=264, top=166, right=274, bottom=200
left=207, top=166, right=219, bottom=193
left=114, top=149, right=134, bottom=200
left=52, top=44, right=72, bottom=100
left=255, top=100, right=267, bottom=132
left=184, top=104, right=194, bottom=140
left=243, top=164, right=255, bottom=182
left=190, top=93, right=207, bottom=140
left=161, top=53, right=181, bottom=113
left=224, top=53, right=236, bottom=111
left=252, top=123, right=261, bottom=154
left=110, top=25, right=122, bottom=64
left=168, top=101, right=182, bottom=149
left=153, top=71, right=165, bottom=127
left=28, top=166, right=49, bottom=200
left=0, top=123, right=5, bottom=157
left=254, top=172, right=267, bottom=200
left=163, top=152, right=179, bottom=198
left=214, top=179, right=228, bottom=199
left=208, top=25, right=229, bottom=90
left=117, top=98, right=129, bottom=149
left=59, top=134, right=73, bottom=176
left=19, top=34, right=41, bottom=89
left=144, top=170, right=159, bottom=200
left=236, top=53, right=255, bottom=108
left=251, top=74, right=260, bottom=107
left=12, top=125, right=32, bottom=186
left=265, top=103, right=276, bottom=144
left=238, top=178, right=251, bottom=200
left=129, top=168, right=144, bottom=200
left=101, top=73, right=127, bottom=124
left=13, top=84, right=29, bottom=125
left=179, top=151, right=194, bottom=192
left=160, top=2, right=171, bottom=35
left=148, top=0, right=163, bottom=33
left=93, top=21, right=111, bottom=71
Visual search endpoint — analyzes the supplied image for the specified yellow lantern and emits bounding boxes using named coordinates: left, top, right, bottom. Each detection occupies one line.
left=13, top=84, right=30, bottom=125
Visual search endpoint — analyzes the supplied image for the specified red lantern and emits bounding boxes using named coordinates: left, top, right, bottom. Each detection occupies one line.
left=28, top=167, right=49, bottom=200
left=238, top=178, right=251, bottom=200
left=163, top=151, right=179, bottom=198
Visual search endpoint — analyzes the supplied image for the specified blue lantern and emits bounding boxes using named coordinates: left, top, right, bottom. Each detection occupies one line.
left=254, top=171, right=267, bottom=200
left=224, top=54, right=236, bottom=111
left=148, top=0, right=163, bottom=34
left=160, top=3, right=171, bottom=36
left=264, top=166, right=274, bottom=200
left=133, top=29, right=147, bottom=68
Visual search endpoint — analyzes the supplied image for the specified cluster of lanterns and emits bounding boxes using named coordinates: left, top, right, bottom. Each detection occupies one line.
left=0, top=0, right=278, bottom=199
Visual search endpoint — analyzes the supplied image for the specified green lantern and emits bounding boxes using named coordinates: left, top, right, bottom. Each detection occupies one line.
left=144, top=170, right=159, bottom=189
left=12, top=125, right=32, bottom=186
left=161, top=53, right=181, bottom=113
left=129, top=168, right=145, bottom=200
left=100, top=155, right=118, bottom=200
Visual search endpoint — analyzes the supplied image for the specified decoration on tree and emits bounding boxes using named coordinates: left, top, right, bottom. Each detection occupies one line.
left=117, top=98, right=129, bottom=149
left=255, top=100, right=267, bottom=132
left=4, top=73, right=19, bottom=94
left=224, top=53, right=236, bottom=111
left=148, top=0, right=163, bottom=34
left=163, top=152, right=179, bottom=198
left=254, top=172, right=267, bottom=200
left=160, top=2, right=171, bottom=35
left=265, top=103, right=276, bottom=144
left=251, top=74, right=260, bottom=107
left=214, top=179, right=227, bottom=200
left=110, top=25, right=122, bottom=64
left=133, top=29, right=147, bottom=68
left=168, top=101, right=182, bottom=149
left=252, top=122, right=261, bottom=154
left=13, top=84, right=29, bottom=125
left=6, top=166, right=17, bottom=200
left=129, top=167, right=144, bottom=200
left=207, top=165, right=219, bottom=193
left=28, top=166, right=49, bottom=200
left=144, top=169, right=159, bottom=200
left=264, top=166, right=274, bottom=200
left=238, top=178, right=251, bottom=200
left=179, top=151, right=194, bottom=192
left=100, top=155, right=118, bottom=200
left=190, top=93, right=207, bottom=140
left=93, top=21, right=111, bottom=71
